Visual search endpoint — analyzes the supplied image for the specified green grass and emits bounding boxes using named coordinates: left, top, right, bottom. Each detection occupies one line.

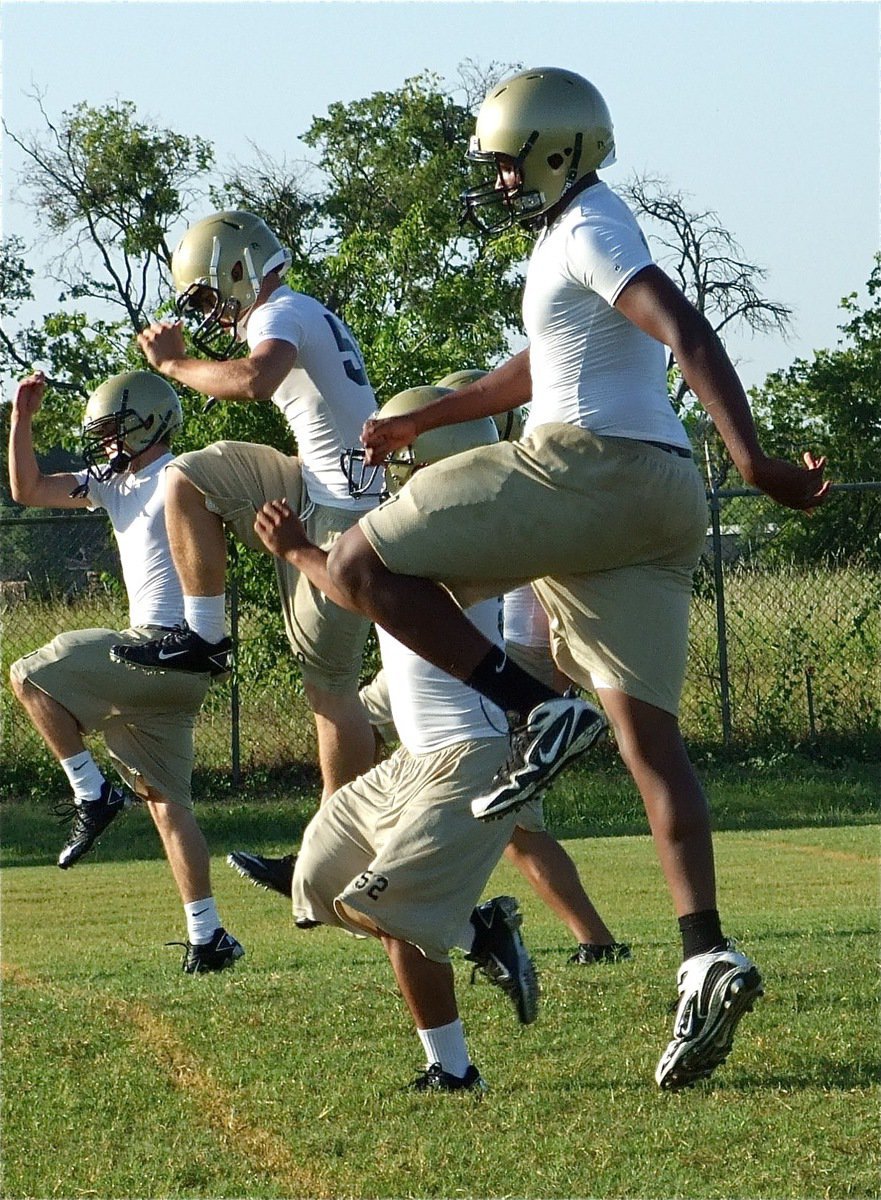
left=4, top=557, right=879, bottom=795
left=683, top=561, right=880, bottom=744
left=2, top=750, right=878, bottom=869
left=3, top=824, right=879, bottom=1199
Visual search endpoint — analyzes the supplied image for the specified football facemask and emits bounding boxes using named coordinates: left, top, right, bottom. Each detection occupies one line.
left=80, top=372, right=183, bottom=485
left=175, top=284, right=246, bottom=361
left=341, top=385, right=499, bottom=501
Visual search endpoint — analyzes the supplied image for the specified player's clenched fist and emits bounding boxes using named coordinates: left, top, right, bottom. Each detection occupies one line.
left=137, top=321, right=186, bottom=372
left=12, top=371, right=46, bottom=418
left=360, top=411, right=419, bottom=465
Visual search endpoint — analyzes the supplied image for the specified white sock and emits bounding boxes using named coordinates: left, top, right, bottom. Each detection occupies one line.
left=417, top=1019, right=470, bottom=1079
left=184, top=897, right=221, bottom=945
left=60, top=752, right=105, bottom=804
left=184, top=595, right=226, bottom=644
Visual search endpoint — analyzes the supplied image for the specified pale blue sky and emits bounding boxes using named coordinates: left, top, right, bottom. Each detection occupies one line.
left=2, top=0, right=878, bottom=389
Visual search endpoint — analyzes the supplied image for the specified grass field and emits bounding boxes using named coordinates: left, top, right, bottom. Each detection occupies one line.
left=3, top=810, right=878, bottom=1199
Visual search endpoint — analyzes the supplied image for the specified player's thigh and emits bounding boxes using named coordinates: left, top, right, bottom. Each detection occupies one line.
left=336, top=739, right=516, bottom=961
left=358, top=425, right=706, bottom=607
left=11, top=626, right=207, bottom=732
left=293, top=766, right=390, bottom=924
left=535, top=563, right=695, bottom=716
left=171, top=441, right=305, bottom=552
left=266, top=501, right=370, bottom=691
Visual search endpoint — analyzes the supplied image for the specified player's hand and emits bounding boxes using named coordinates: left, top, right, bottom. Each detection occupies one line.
left=360, top=412, right=419, bottom=466
left=254, top=498, right=309, bottom=559
left=137, top=321, right=187, bottom=372
left=12, top=371, right=46, bottom=419
left=749, top=451, right=831, bottom=514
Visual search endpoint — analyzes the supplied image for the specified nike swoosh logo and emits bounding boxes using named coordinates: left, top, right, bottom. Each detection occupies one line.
left=192, top=907, right=210, bottom=917
left=535, top=711, right=573, bottom=766
left=157, top=648, right=189, bottom=661
left=676, top=998, right=699, bottom=1040
left=493, top=654, right=507, bottom=675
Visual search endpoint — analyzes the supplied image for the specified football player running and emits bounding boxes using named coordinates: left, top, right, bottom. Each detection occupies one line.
left=110, top=211, right=379, bottom=799
left=234, top=388, right=541, bottom=1094
left=9, top=370, right=243, bottom=973
left=324, top=68, right=829, bottom=1090
left=355, top=604, right=631, bottom=968
left=356, top=368, right=630, bottom=967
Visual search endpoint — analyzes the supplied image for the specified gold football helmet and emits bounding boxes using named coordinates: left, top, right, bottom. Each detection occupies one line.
left=461, top=67, right=615, bottom=236
left=435, top=368, right=528, bottom=441
left=343, top=385, right=498, bottom=498
left=434, top=368, right=488, bottom=391
left=81, top=371, right=183, bottom=483
left=170, top=210, right=292, bottom=358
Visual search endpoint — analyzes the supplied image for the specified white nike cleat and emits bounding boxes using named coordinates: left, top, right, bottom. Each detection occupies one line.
left=470, top=695, right=607, bottom=821
left=655, top=942, right=764, bottom=1091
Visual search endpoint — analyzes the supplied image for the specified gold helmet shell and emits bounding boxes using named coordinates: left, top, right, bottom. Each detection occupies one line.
left=462, top=67, right=615, bottom=235
left=81, top=371, right=182, bottom=482
left=381, top=386, right=499, bottom=494
left=435, top=368, right=528, bottom=441
left=171, top=210, right=292, bottom=358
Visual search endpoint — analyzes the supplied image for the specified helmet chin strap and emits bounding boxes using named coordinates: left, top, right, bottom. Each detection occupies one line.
left=536, top=169, right=598, bottom=230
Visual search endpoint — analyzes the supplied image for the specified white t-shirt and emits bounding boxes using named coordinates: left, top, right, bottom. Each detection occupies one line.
left=244, top=286, right=378, bottom=509
left=503, top=584, right=550, bottom=648
left=73, top=453, right=183, bottom=629
left=377, top=597, right=507, bottom=755
left=522, top=180, right=691, bottom=450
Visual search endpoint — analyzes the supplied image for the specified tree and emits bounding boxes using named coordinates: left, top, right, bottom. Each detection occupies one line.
left=623, top=175, right=793, bottom=486
left=219, top=67, right=530, bottom=398
left=745, top=256, right=881, bottom=564
left=1, top=98, right=215, bottom=426
left=5, top=95, right=213, bottom=330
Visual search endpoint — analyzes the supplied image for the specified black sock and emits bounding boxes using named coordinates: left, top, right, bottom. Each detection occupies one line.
left=464, top=645, right=558, bottom=722
left=678, top=909, right=726, bottom=961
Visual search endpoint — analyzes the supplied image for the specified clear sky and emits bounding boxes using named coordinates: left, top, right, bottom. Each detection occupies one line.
left=2, top=0, right=878, bottom=390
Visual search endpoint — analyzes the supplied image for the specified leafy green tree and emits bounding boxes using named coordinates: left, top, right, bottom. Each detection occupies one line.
left=220, top=67, right=530, bottom=397
left=746, top=256, right=881, bottom=564
left=5, top=96, right=212, bottom=328
left=2, top=98, right=215, bottom=439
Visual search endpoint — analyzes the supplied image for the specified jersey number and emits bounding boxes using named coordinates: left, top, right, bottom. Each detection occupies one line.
left=353, top=870, right=389, bottom=901
left=324, top=314, right=370, bottom=387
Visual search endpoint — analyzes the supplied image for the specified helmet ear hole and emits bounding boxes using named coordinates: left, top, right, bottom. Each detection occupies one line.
left=231, top=261, right=244, bottom=283
left=547, top=153, right=565, bottom=170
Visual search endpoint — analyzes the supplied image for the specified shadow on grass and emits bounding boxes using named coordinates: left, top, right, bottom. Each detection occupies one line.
left=2, top=748, right=878, bottom=870
left=0, top=763, right=323, bottom=870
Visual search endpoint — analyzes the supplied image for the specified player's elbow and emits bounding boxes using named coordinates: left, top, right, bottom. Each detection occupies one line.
left=239, top=371, right=274, bottom=402
left=9, top=477, right=37, bottom=506
left=326, top=528, right=383, bottom=617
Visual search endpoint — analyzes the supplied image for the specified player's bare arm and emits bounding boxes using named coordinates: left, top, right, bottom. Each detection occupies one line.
left=361, top=349, right=532, bottom=466
left=253, top=499, right=361, bottom=613
left=8, top=372, right=89, bottom=509
left=615, top=265, right=830, bottom=512
left=138, top=323, right=296, bottom=402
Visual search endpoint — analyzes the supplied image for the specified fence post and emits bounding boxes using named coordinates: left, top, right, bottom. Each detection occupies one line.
left=707, top=476, right=733, bottom=745
left=229, top=551, right=241, bottom=788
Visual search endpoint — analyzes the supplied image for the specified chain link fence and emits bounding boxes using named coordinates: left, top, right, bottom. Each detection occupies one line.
left=2, top=484, right=879, bottom=798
